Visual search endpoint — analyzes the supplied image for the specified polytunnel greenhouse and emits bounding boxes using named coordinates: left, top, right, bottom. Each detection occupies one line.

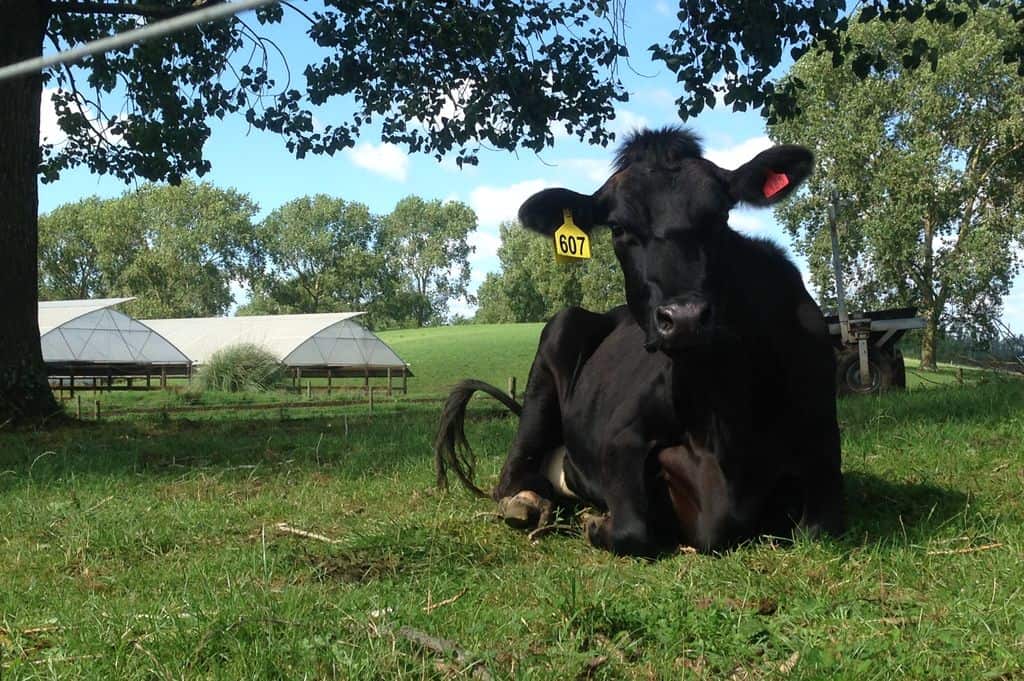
left=142, top=312, right=412, bottom=392
left=39, top=298, right=192, bottom=389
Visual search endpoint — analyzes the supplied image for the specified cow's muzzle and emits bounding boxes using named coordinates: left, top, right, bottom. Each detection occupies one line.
left=654, top=300, right=712, bottom=350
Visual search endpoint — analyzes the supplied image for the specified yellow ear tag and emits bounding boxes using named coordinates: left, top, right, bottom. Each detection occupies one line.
left=553, top=209, right=591, bottom=263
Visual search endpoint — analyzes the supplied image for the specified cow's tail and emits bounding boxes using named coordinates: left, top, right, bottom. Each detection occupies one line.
left=434, top=379, right=523, bottom=497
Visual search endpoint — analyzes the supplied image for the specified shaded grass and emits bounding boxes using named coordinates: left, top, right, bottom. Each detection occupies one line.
left=2, top=376, right=1024, bottom=678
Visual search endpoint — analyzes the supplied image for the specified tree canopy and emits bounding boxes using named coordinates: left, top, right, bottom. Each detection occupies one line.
left=652, top=0, right=1023, bottom=122
left=770, top=4, right=1024, bottom=368
left=38, top=180, right=260, bottom=318
left=242, top=195, right=392, bottom=322
left=381, top=197, right=477, bottom=327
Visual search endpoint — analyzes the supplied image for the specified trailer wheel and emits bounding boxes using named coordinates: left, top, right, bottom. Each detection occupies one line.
left=890, top=348, right=907, bottom=389
left=836, top=348, right=894, bottom=396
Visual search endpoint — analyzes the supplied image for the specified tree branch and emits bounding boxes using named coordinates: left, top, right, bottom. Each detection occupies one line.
left=48, top=1, right=205, bottom=19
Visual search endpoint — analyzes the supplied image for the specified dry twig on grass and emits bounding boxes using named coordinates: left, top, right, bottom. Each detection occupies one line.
left=527, top=523, right=578, bottom=542
left=273, top=522, right=341, bottom=545
left=926, top=542, right=1003, bottom=556
left=423, top=588, right=467, bottom=614
left=779, top=651, right=800, bottom=674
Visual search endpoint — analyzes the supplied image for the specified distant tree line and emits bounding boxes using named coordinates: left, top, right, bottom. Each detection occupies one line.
left=474, top=221, right=624, bottom=323
left=38, top=183, right=476, bottom=328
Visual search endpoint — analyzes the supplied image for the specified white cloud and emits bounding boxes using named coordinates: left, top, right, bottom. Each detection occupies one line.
left=39, top=87, right=124, bottom=146
left=554, top=158, right=612, bottom=185
left=607, top=109, right=650, bottom=137
left=468, top=179, right=548, bottom=230
left=39, top=89, right=63, bottom=144
left=705, top=135, right=773, bottom=170
left=1003, top=276, right=1024, bottom=334
left=728, top=210, right=768, bottom=233
left=345, top=142, right=409, bottom=182
left=461, top=179, right=551, bottom=317
left=468, top=230, right=502, bottom=261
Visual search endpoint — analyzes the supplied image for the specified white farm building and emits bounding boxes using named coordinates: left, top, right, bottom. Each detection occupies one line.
left=39, top=298, right=191, bottom=387
left=142, top=312, right=412, bottom=389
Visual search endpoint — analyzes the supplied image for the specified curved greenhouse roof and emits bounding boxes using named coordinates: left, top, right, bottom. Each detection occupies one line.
left=39, top=298, right=190, bottom=369
left=142, top=312, right=410, bottom=376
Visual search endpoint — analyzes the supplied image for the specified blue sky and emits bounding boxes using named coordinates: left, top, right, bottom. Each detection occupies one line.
left=37, top=2, right=1024, bottom=330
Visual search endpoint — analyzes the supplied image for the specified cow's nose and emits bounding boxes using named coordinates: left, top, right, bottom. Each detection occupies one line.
left=655, top=301, right=712, bottom=343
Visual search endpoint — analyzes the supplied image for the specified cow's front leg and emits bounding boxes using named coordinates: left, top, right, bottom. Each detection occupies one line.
left=582, top=504, right=660, bottom=558
left=494, top=308, right=615, bottom=530
left=491, top=360, right=563, bottom=529
left=578, top=434, right=668, bottom=558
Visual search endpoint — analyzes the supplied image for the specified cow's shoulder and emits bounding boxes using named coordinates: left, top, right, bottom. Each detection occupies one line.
left=537, top=306, right=625, bottom=369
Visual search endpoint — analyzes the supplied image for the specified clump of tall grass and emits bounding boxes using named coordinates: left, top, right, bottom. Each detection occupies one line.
left=200, top=344, right=286, bottom=392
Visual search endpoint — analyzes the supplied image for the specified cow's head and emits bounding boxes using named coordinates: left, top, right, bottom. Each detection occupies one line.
left=518, top=126, right=812, bottom=353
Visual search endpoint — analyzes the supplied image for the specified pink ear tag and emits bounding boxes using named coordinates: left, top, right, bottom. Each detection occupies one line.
left=763, top=171, right=790, bottom=198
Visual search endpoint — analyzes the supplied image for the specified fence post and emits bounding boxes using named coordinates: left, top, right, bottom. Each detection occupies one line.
left=956, top=367, right=964, bottom=386
left=402, top=367, right=408, bottom=395
left=306, top=380, right=312, bottom=399
left=508, top=376, right=517, bottom=401
left=327, top=368, right=332, bottom=397
left=94, top=400, right=101, bottom=421
left=76, top=395, right=82, bottom=419
left=368, top=385, right=374, bottom=414
left=387, top=367, right=393, bottom=397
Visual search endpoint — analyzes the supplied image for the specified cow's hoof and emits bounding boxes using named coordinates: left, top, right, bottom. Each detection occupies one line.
left=498, top=491, right=552, bottom=530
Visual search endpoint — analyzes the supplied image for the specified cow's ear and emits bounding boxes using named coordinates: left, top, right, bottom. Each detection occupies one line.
left=726, top=145, right=813, bottom=207
left=518, top=188, right=603, bottom=235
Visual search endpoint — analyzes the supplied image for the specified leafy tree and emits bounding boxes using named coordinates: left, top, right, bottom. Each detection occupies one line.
left=37, top=181, right=259, bottom=319
left=1, top=0, right=628, bottom=423
left=770, top=5, right=1024, bottom=369
left=243, top=194, right=397, bottom=325
left=652, top=0, right=1023, bottom=122
left=113, top=181, right=259, bottom=318
left=381, top=197, right=477, bottom=327
left=475, top=221, right=623, bottom=323
left=38, top=196, right=140, bottom=300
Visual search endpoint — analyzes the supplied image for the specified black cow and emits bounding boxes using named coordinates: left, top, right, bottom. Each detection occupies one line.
left=435, top=127, right=844, bottom=556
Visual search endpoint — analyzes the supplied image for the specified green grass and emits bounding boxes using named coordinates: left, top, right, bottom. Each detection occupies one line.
left=377, top=323, right=545, bottom=396
left=61, top=323, right=984, bottom=417
left=3, top=326, right=1023, bottom=679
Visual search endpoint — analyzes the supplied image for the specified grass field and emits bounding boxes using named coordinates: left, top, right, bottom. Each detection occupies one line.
left=2, top=324, right=1023, bottom=679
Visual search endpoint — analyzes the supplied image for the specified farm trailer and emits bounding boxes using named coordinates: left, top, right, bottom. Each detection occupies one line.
left=825, top=193, right=925, bottom=396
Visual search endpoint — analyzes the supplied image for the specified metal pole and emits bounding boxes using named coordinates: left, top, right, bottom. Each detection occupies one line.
left=0, top=0, right=278, bottom=82
left=828, top=190, right=851, bottom=345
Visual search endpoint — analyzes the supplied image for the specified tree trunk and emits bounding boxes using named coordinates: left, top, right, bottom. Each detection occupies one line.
left=0, top=1, right=61, bottom=425
left=920, top=308, right=939, bottom=370
left=917, top=211, right=939, bottom=371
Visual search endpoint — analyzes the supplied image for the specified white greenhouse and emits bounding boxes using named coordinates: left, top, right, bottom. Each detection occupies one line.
left=39, top=298, right=192, bottom=389
left=143, top=312, right=412, bottom=392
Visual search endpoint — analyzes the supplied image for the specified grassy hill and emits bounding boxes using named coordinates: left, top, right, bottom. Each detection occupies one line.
left=378, top=322, right=544, bottom=397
